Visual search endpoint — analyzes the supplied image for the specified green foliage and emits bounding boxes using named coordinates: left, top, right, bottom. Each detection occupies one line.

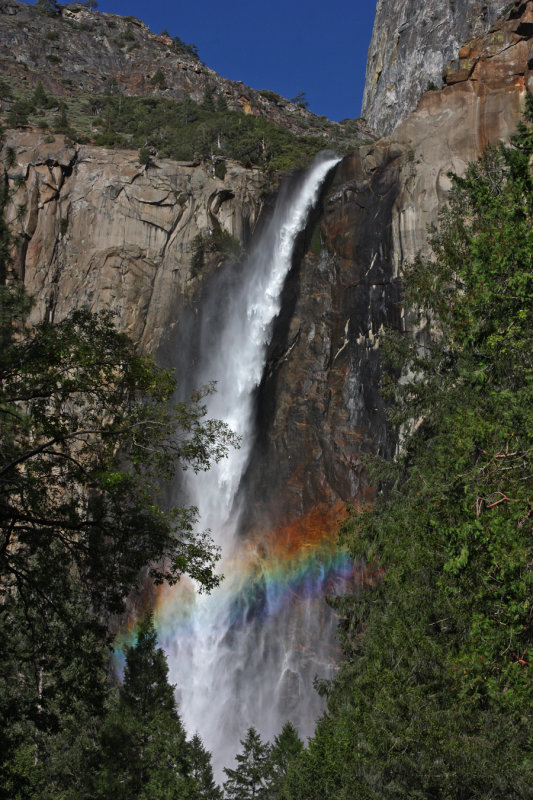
left=0, top=283, right=237, bottom=796
left=189, top=734, right=223, bottom=800
left=224, top=727, right=271, bottom=800
left=216, top=93, right=228, bottom=113
left=138, top=145, right=151, bottom=166
left=0, top=288, right=236, bottom=618
left=45, top=53, right=62, bottom=65
left=53, top=102, right=72, bottom=135
left=171, top=35, right=200, bottom=60
left=259, top=89, right=283, bottom=104
left=31, top=81, right=50, bottom=109
left=285, top=97, right=533, bottom=799
left=4, top=144, right=16, bottom=169
left=150, top=68, right=166, bottom=89
left=290, top=91, right=309, bottom=109
left=214, top=159, right=227, bottom=180
left=202, top=85, right=215, bottom=113
left=190, top=232, right=205, bottom=277
left=269, top=722, right=304, bottom=798
left=89, top=92, right=326, bottom=173
left=6, top=98, right=33, bottom=128
left=35, top=0, right=61, bottom=16
left=0, top=180, right=11, bottom=283
left=190, top=227, right=242, bottom=277
left=97, top=615, right=192, bottom=799
left=0, top=78, right=13, bottom=100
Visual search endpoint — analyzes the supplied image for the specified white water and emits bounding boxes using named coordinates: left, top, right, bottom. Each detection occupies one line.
left=161, top=153, right=341, bottom=775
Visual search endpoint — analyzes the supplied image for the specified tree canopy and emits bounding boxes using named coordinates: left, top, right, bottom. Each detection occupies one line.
left=0, top=284, right=236, bottom=797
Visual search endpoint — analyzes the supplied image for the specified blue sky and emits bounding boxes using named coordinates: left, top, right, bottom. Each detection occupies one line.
left=80, top=0, right=376, bottom=122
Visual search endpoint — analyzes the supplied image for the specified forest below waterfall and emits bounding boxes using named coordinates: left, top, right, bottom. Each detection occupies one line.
left=0, top=53, right=532, bottom=800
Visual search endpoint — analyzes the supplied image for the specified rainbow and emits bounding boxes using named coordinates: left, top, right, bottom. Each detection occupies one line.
left=114, top=502, right=356, bottom=662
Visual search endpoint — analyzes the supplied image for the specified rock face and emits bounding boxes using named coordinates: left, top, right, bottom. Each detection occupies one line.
left=3, top=132, right=265, bottom=353
left=242, top=0, right=533, bottom=528
left=362, top=0, right=509, bottom=135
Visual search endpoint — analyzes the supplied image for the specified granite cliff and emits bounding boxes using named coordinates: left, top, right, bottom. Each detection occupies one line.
left=363, top=0, right=510, bottom=135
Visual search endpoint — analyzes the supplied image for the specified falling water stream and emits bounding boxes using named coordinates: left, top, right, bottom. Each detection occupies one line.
left=156, top=153, right=344, bottom=775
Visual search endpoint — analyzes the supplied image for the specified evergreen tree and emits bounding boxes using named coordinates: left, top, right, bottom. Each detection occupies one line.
left=31, top=81, right=49, bottom=108
left=189, top=733, right=223, bottom=800
left=179, top=94, right=198, bottom=125
left=97, top=615, right=191, bottom=799
left=202, top=85, right=215, bottom=113
left=267, top=722, right=303, bottom=799
left=223, top=727, right=271, bottom=800
left=216, top=93, right=228, bottom=113
left=34, top=0, right=61, bottom=16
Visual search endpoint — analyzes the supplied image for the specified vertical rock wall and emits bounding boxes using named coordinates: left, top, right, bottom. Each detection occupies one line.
left=362, top=0, right=509, bottom=135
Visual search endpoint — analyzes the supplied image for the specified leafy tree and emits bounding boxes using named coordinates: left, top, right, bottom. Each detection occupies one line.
left=0, top=284, right=236, bottom=794
left=285, top=98, right=533, bottom=799
left=0, top=289, right=234, bottom=615
left=35, top=0, right=61, bottom=16
left=223, top=727, right=271, bottom=800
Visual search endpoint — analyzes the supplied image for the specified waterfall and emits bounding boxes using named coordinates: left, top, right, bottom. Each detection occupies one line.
left=157, top=152, right=343, bottom=776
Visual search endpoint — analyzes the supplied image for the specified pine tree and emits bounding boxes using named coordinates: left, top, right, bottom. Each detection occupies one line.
left=223, top=727, right=271, bottom=800
left=97, top=615, right=191, bottom=799
left=179, top=94, right=198, bottom=125
left=31, top=81, right=48, bottom=108
left=267, top=723, right=303, bottom=798
left=202, top=85, right=215, bottom=113
left=216, top=93, right=228, bottom=113
left=189, top=734, right=223, bottom=800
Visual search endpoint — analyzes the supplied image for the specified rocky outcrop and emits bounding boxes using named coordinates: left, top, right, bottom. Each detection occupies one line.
left=362, top=0, right=509, bottom=135
left=2, top=131, right=265, bottom=352
left=0, top=0, right=371, bottom=144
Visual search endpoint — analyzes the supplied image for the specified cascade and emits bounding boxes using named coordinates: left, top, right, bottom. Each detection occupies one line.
left=155, top=153, right=346, bottom=775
